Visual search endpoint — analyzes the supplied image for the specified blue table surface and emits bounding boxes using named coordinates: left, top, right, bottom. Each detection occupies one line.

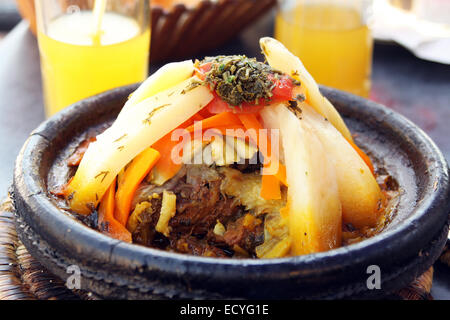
left=0, top=17, right=448, bottom=299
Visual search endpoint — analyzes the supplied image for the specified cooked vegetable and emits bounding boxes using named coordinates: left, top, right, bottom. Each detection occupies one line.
left=208, top=125, right=250, bottom=141
left=261, top=104, right=342, bottom=254
left=126, top=201, right=151, bottom=233
left=202, top=55, right=282, bottom=106
left=196, top=55, right=297, bottom=114
left=227, top=136, right=258, bottom=160
left=206, top=95, right=264, bottom=114
left=65, top=77, right=213, bottom=214
left=150, top=132, right=184, bottom=186
left=260, top=174, right=282, bottom=200
left=120, top=60, right=194, bottom=116
left=210, top=136, right=240, bottom=166
left=345, top=137, right=375, bottom=175
left=219, top=167, right=286, bottom=216
left=299, top=104, right=383, bottom=228
left=98, top=178, right=132, bottom=243
left=155, top=190, right=177, bottom=237
left=213, top=220, right=226, bottom=236
left=182, top=122, right=260, bottom=166
left=259, top=37, right=353, bottom=142
left=62, top=37, right=390, bottom=258
left=255, top=212, right=290, bottom=258
left=201, top=144, right=214, bottom=166
left=260, top=238, right=291, bottom=259
left=185, top=112, right=242, bottom=133
left=182, top=138, right=211, bottom=164
left=238, top=113, right=287, bottom=186
left=151, top=114, right=204, bottom=186
left=115, top=147, right=160, bottom=226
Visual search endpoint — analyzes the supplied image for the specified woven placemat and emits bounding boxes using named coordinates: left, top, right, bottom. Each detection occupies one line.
left=0, top=197, right=96, bottom=300
left=0, top=196, right=444, bottom=300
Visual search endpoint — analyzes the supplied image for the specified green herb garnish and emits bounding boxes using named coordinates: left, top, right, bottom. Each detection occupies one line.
left=202, top=55, right=284, bottom=106
left=143, top=104, right=171, bottom=125
left=95, top=171, right=109, bottom=182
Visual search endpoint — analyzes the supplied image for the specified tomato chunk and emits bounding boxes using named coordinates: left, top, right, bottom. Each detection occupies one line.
left=206, top=94, right=264, bottom=114
left=269, top=74, right=294, bottom=102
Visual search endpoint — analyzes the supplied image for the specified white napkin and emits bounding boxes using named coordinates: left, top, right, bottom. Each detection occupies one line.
left=372, top=0, right=450, bottom=64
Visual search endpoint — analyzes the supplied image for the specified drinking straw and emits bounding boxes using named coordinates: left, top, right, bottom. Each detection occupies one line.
left=92, top=0, right=107, bottom=45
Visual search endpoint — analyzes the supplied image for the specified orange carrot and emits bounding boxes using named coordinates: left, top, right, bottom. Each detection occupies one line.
left=271, top=163, right=287, bottom=187
left=238, top=113, right=287, bottom=187
left=206, top=125, right=248, bottom=140
left=152, top=132, right=184, bottom=183
left=114, top=148, right=161, bottom=226
left=152, top=113, right=242, bottom=182
left=345, top=137, right=375, bottom=174
left=237, top=113, right=269, bottom=154
left=185, top=112, right=242, bottom=133
left=151, top=114, right=205, bottom=183
left=98, top=178, right=132, bottom=243
left=260, top=173, right=282, bottom=200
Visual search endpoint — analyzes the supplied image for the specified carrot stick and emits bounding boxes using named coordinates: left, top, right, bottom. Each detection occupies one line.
left=152, top=132, right=184, bottom=184
left=98, top=178, right=132, bottom=243
left=153, top=113, right=238, bottom=182
left=114, top=147, right=161, bottom=226
left=238, top=113, right=287, bottom=186
left=260, top=173, right=282, bottom=200
left=185, top=112, right=242, bottom=133
left=345, top=137, right=375, bottom=175
left=237, top=113, right=286, bottom=199
left=151, top=114, right=205, bottom=184
left=238, top=113, right=269, bottom=154
left=207, top=125, right=249, bottom=140
left=272, top=163, right=287, bottom=186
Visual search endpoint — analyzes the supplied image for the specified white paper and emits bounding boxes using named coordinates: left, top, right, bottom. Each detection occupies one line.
left=372, top=0, right=450, bottom=64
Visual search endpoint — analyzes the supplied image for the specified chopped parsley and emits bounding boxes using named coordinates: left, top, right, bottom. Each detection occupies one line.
left=201, top=55, right=284, bottom=106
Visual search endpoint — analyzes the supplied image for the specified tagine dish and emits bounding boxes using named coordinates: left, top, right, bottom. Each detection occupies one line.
left=50, top=37, right=399, bottom=259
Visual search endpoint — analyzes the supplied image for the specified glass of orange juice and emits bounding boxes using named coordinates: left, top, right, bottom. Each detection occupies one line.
left=275, top=0, right=373, bottom=97
left=35, top=0, right=151, bottom=117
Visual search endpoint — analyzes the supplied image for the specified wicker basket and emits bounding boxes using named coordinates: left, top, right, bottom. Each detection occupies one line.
left=15, top=0, right=277, bottom=62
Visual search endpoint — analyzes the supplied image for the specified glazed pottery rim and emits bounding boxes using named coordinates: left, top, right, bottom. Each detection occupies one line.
left=14, top=84, right=450, bottom=276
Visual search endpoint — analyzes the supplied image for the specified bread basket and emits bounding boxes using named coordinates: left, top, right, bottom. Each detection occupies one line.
left=15, top=0, right=277, bottom=62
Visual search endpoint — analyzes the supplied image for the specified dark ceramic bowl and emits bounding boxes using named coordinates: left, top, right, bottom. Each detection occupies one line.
left=13, top=85, right=450, bottom=299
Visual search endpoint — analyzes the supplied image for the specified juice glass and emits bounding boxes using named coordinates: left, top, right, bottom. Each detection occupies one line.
left=35, top=0, right=151, bottom=117
left=275, top=0, right=373, bottom=97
